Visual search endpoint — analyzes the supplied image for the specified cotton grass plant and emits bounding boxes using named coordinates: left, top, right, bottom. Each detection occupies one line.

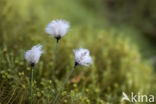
left=52, top=48, right=92, bottom=104
left=25, top=44, right=43, bottom=104
left=45, top=19, right=70, bottom=90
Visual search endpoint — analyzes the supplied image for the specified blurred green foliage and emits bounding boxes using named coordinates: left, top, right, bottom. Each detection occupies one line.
left=101, top=0, right=156, bottom=56
left=0, top=0, right=155, bottom=104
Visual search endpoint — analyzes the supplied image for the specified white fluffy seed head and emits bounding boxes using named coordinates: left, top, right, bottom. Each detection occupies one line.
left=45, top=19, right=70, bottom=39
left=73, top=48, right=92, bottom=67
left=25, top=44, right=43, bottom=65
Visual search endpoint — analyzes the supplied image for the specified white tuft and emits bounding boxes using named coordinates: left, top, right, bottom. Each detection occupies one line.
left=45, top=19, right=70, bottom=38
left=73, top=48, right=92, bottom=67
left=25, top=44, right=43, bottom=65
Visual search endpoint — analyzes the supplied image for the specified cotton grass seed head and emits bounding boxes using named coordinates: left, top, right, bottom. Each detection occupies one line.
left=25, top=44, right=43, bottom=67
left=45, top=19, right=70, bottom=41
left=73, top=48, right=92, bottom=67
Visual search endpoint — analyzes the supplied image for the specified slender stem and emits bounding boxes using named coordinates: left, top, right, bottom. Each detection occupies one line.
left=31, top=67, right=34, bottom=104
left=52, top=65, right=76, bottom=104
left=52, top=40, right=59, bottom=90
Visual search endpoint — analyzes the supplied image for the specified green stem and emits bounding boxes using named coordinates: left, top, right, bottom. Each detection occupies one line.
left=31, top=67, right=34, bottom=104
left=6, top=54, right=11, bottom=67
left=53, top=65, right=76, bottom=104
left=52, top=40, right=59, bottom=90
